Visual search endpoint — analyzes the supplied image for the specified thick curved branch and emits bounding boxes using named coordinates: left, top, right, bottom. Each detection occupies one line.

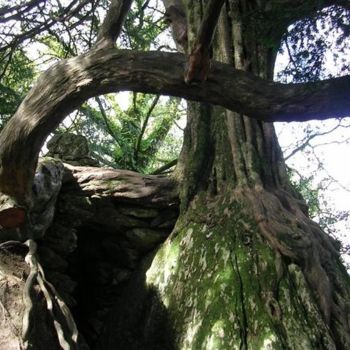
left=0, top=48, right=349, bottom=201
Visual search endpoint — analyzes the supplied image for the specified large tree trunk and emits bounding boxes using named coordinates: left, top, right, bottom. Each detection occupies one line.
left=96, top=1, right=350, bottom=349
left=1, top=1, right=350, bottom=350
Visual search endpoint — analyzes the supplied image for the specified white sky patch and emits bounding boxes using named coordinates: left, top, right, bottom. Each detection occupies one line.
left=115, top=91, right=130, bottom=111
left=275, top=119, right=350, bottom=209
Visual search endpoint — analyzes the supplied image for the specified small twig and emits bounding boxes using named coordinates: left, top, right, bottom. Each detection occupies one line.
left=311, top=149, right=350, bottom=193
left=94, top=96, right=123, bottom=149
left=135, top=95, right=160, bottom=161
left=0, top=46, right=15, bottom=82
left=284, top=120, right=344, bottom=161
left=151, top=159, right=177, bottom=175
left=174, top=119, right=184, bottom=131
left=284, top=37, right=299, bottom=72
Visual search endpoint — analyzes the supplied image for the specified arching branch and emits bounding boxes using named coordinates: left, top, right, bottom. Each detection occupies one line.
left=0, top=48, right=349, bottom=203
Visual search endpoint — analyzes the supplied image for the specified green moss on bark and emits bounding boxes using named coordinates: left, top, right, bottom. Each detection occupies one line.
left=145, top=194, right=338, bottom=349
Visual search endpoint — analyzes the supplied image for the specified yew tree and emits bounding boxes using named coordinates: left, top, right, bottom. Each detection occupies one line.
left=0, top=0, right=350, bottom=349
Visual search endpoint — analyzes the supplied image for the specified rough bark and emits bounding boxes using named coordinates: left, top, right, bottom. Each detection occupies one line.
left=98, top=1, right=350, bottom=349
left=143, top=192, right=350, bottom=350
left=0, top=156, right=180, bottom=349
left=0, top=1, right=350, bottom=349
left=0, top=159, right=85, bottom=350
left=62, top=164, right=179, bottom=208
left=37, top=161, right=179, bottom=348
left=94, top=0, right=133, bottom=49
left=184, top=0, right=225, bottom=83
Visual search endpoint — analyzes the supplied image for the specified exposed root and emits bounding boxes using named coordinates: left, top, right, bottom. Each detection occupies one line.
left=22, top=239, right=78, bottom=350
left=236, top=186, right=350, bottom=348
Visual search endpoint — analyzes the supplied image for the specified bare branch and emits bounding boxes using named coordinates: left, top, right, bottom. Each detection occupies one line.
left=0, top=0, right=91, bottom=52
left=151, top=159, right=177, bottom=175
left=135, top=94, right=160, bottom=161
left=284, top=121, right=345, bottom=161
left=0, top=0, right=45, bottom=20
left=94, top=96, right=120, bottom=143
left=94, top=0, right=133, bottom=49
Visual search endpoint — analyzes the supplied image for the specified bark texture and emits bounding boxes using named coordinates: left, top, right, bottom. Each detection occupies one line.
left=0, top=0, right=350, bottom=349
left=39, top=162, right=179, bottom=348
left=184, top=0, right=225, bottom=83
left=0, top=155, right=179, bottom=349
left=111, top=1, right=350, bottom=349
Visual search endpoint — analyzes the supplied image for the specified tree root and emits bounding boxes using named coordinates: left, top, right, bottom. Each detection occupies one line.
left=22, top=239, right=78, bottom=350
left=237, top=187, right=350, bottom=348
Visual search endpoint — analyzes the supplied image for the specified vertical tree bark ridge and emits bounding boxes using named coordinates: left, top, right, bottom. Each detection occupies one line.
left=184, top=0, right=225, bottom=83
left=240, top=187, right=350, bottom=346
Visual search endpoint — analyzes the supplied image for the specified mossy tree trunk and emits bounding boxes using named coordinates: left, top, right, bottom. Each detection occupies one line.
left=140, top=1, right=350, bottom=349
left=0, top=1, right=350, bottom=349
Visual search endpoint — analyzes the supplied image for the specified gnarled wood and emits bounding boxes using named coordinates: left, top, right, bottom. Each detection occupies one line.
left=62, top=164, right=179, bottom=208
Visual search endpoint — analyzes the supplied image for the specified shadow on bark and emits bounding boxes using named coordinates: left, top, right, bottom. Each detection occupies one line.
left=95, top=251, right=176, bottom=350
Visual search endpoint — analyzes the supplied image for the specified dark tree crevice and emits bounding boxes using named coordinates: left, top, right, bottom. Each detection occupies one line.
left=33, top=163, right=180, bottom=349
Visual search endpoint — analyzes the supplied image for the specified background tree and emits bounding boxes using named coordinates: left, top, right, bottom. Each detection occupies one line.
left=0, top=1, right=350, bottom=349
